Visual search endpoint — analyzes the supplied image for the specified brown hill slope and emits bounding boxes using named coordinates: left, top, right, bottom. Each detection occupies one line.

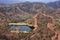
left=0, top=4, right=33, bottom=27
left=0, top=11, right=56, bottom=40
left=23, top=11, right=56, bottom=40
left=0, top=9, right=60, bottom=40
left=0, top=2, right=60, bottom=29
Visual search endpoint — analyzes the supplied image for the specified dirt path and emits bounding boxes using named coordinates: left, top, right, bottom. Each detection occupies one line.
left=33, top=13, right=39, bottom=31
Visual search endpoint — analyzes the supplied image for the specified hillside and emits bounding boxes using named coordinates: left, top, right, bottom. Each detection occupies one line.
left=47, top=0, right=60, bottom=8
left=0, top=11, right=56, bottom=40
left=22, top=11, right=60, bottom=40
left=0, top=4, right=33, bottom=27
left=0, top=2, right=60, bottom=27
left=0, top=2, right=60, bottom=40
left=0, top=2, right=49, bottom=27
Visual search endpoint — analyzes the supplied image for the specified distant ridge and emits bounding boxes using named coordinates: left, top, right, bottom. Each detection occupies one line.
left=47, top=0, right=60, bottom=8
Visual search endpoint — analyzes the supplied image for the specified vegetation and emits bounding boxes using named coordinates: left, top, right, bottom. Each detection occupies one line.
left=56, top=25, right=60, bottom=30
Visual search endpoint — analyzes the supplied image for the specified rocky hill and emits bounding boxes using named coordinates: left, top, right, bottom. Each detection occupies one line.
left=0, top=2, right=60, bottom=40
left=47, top=0, right=60, bottom=8
left=0, top=3, right=34, bottom=27
left=0, top=2, right=49, bottom=27
left=0, top=11, right=56, bottom=40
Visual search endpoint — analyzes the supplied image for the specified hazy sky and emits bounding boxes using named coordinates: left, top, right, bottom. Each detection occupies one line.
left=0, top=0, right=58, bottom=4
